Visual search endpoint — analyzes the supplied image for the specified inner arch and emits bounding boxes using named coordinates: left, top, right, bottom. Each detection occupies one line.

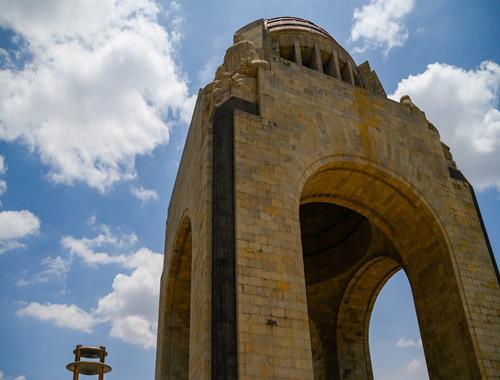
left=156, top=216, right=192, bottom=379
left=300, top=201, right=401, bottom=379
left=298, top=160, right=479, bottom=379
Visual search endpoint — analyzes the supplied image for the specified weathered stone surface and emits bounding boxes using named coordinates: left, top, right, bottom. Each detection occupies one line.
left=156, top=17, right=500, bottom=380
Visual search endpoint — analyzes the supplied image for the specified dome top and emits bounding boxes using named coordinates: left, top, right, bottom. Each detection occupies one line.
left=265, top=17, right=334, bottom=41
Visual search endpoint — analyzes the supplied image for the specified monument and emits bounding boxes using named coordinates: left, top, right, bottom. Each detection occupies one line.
left=155, top=17, right=500, bottom=379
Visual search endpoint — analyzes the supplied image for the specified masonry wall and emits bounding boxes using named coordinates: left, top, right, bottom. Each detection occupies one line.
left=156, top=93, right=213, bottom=380
left=232, top=55, right=499, bottom=378
left=157, top=20, right=499, bottom=379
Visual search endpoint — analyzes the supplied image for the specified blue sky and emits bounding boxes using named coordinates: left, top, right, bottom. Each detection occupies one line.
left=0, top=1, right=498, bottom=379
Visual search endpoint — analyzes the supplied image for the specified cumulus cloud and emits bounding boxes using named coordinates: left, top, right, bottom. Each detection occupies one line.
left=0, top=210, right=40, bottom=240
left=17, top=302, right=96, bottom=333
left=96, top=248, right=163, bottom=348
left=108, top=315, right=157, bottom=348
left=351, top=0, right=415, bottom=55
left=130, top=185, right=159, bottom=203
left=0, top=210, right=40, bottom=254
left=0, top=0, right=195, bottom=192
left=19, top=225, right=163, bottom=348
left=391, top=61, right=500, bottom=190
left=396, top=337, right=422, bottom=348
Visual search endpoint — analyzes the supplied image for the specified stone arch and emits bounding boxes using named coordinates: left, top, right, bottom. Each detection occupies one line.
left=156, top=213, right=193, bottom=380
left=299, top=158, right=481, bottom=379
left=336, top=257, right=401, bottom=379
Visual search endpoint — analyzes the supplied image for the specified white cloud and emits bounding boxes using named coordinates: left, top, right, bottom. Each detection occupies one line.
left=0, top=0, right=194, bottom=192
left=20, top=223, right=137, bottom=284
left=396, top=337, right=422, bottom=348
left=19, top=225, right=163, bottom=349
left=0, top=370, right=26, bottom=380
left=87, top=215, right=97, bottom=226
left=0, top=155, right=5, bottom=174
left=40, top=256, right=70, bottom=280
left=130, top=185, right=159, bottom=203
left=351, top=0, right=415, bottom=55
left=17, top=255, right=71, bottom=286
left=0, top=240, right=25, bottom=254
left=61, top=225, right=137, bottom=266
left=61, top=234, right=127, bottom=266
left=406, top=357, right=428, bottom=377
left=95, top=247, right=162, bottom=348
left=0, top=210, right=39, bottom=240
left=17, top=302, right=96, bottom=333
left=0, top=155, right=6, bottom=199
left=0, top=210, right=40, bottom=254
left=391, top=61, right=500, bottom=190
left=108, top=314, right=157, bottom=348
left=0, top=180, right=6, bottom=196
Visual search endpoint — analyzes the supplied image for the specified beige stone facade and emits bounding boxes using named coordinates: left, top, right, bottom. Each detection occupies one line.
left=155, top=17, right=500, bottom=379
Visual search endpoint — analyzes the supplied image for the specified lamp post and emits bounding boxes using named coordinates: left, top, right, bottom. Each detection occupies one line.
left=66, top=345, right=112, bottom=380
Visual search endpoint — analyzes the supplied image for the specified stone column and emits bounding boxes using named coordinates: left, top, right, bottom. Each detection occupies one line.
left=294, top=40, right=302, bottom=65
left=313, top=42, right=323, bottom=73
left=347, top=61, right=355, bottom=85
left=333, top=50, right=341, bottom=80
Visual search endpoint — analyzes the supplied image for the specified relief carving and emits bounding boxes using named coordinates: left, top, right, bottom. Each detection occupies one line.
left=400, top=95, right=421, bottom=111
left=203, top=39, right=269, bottom=109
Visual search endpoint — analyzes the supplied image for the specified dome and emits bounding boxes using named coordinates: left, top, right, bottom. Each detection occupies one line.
left=232, top=17, right=387, bottom=96
left=265, top=17, right=334, bottom=41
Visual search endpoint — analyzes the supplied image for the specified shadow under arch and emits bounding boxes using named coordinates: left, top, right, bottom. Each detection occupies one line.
left=299, top=159, right=481, bottom=379
left=155, top=214, right=192, bottom=380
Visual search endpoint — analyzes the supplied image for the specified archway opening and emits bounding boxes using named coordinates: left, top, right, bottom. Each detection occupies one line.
left=300, top=201, right=419, bottom=379
left=369, top=270, right=429, bottom=379
left=159, top=216, right=192, bottom=379
left=298, top=161, right=481, bottom=379
left=300, top=202, right=372, bottom=286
